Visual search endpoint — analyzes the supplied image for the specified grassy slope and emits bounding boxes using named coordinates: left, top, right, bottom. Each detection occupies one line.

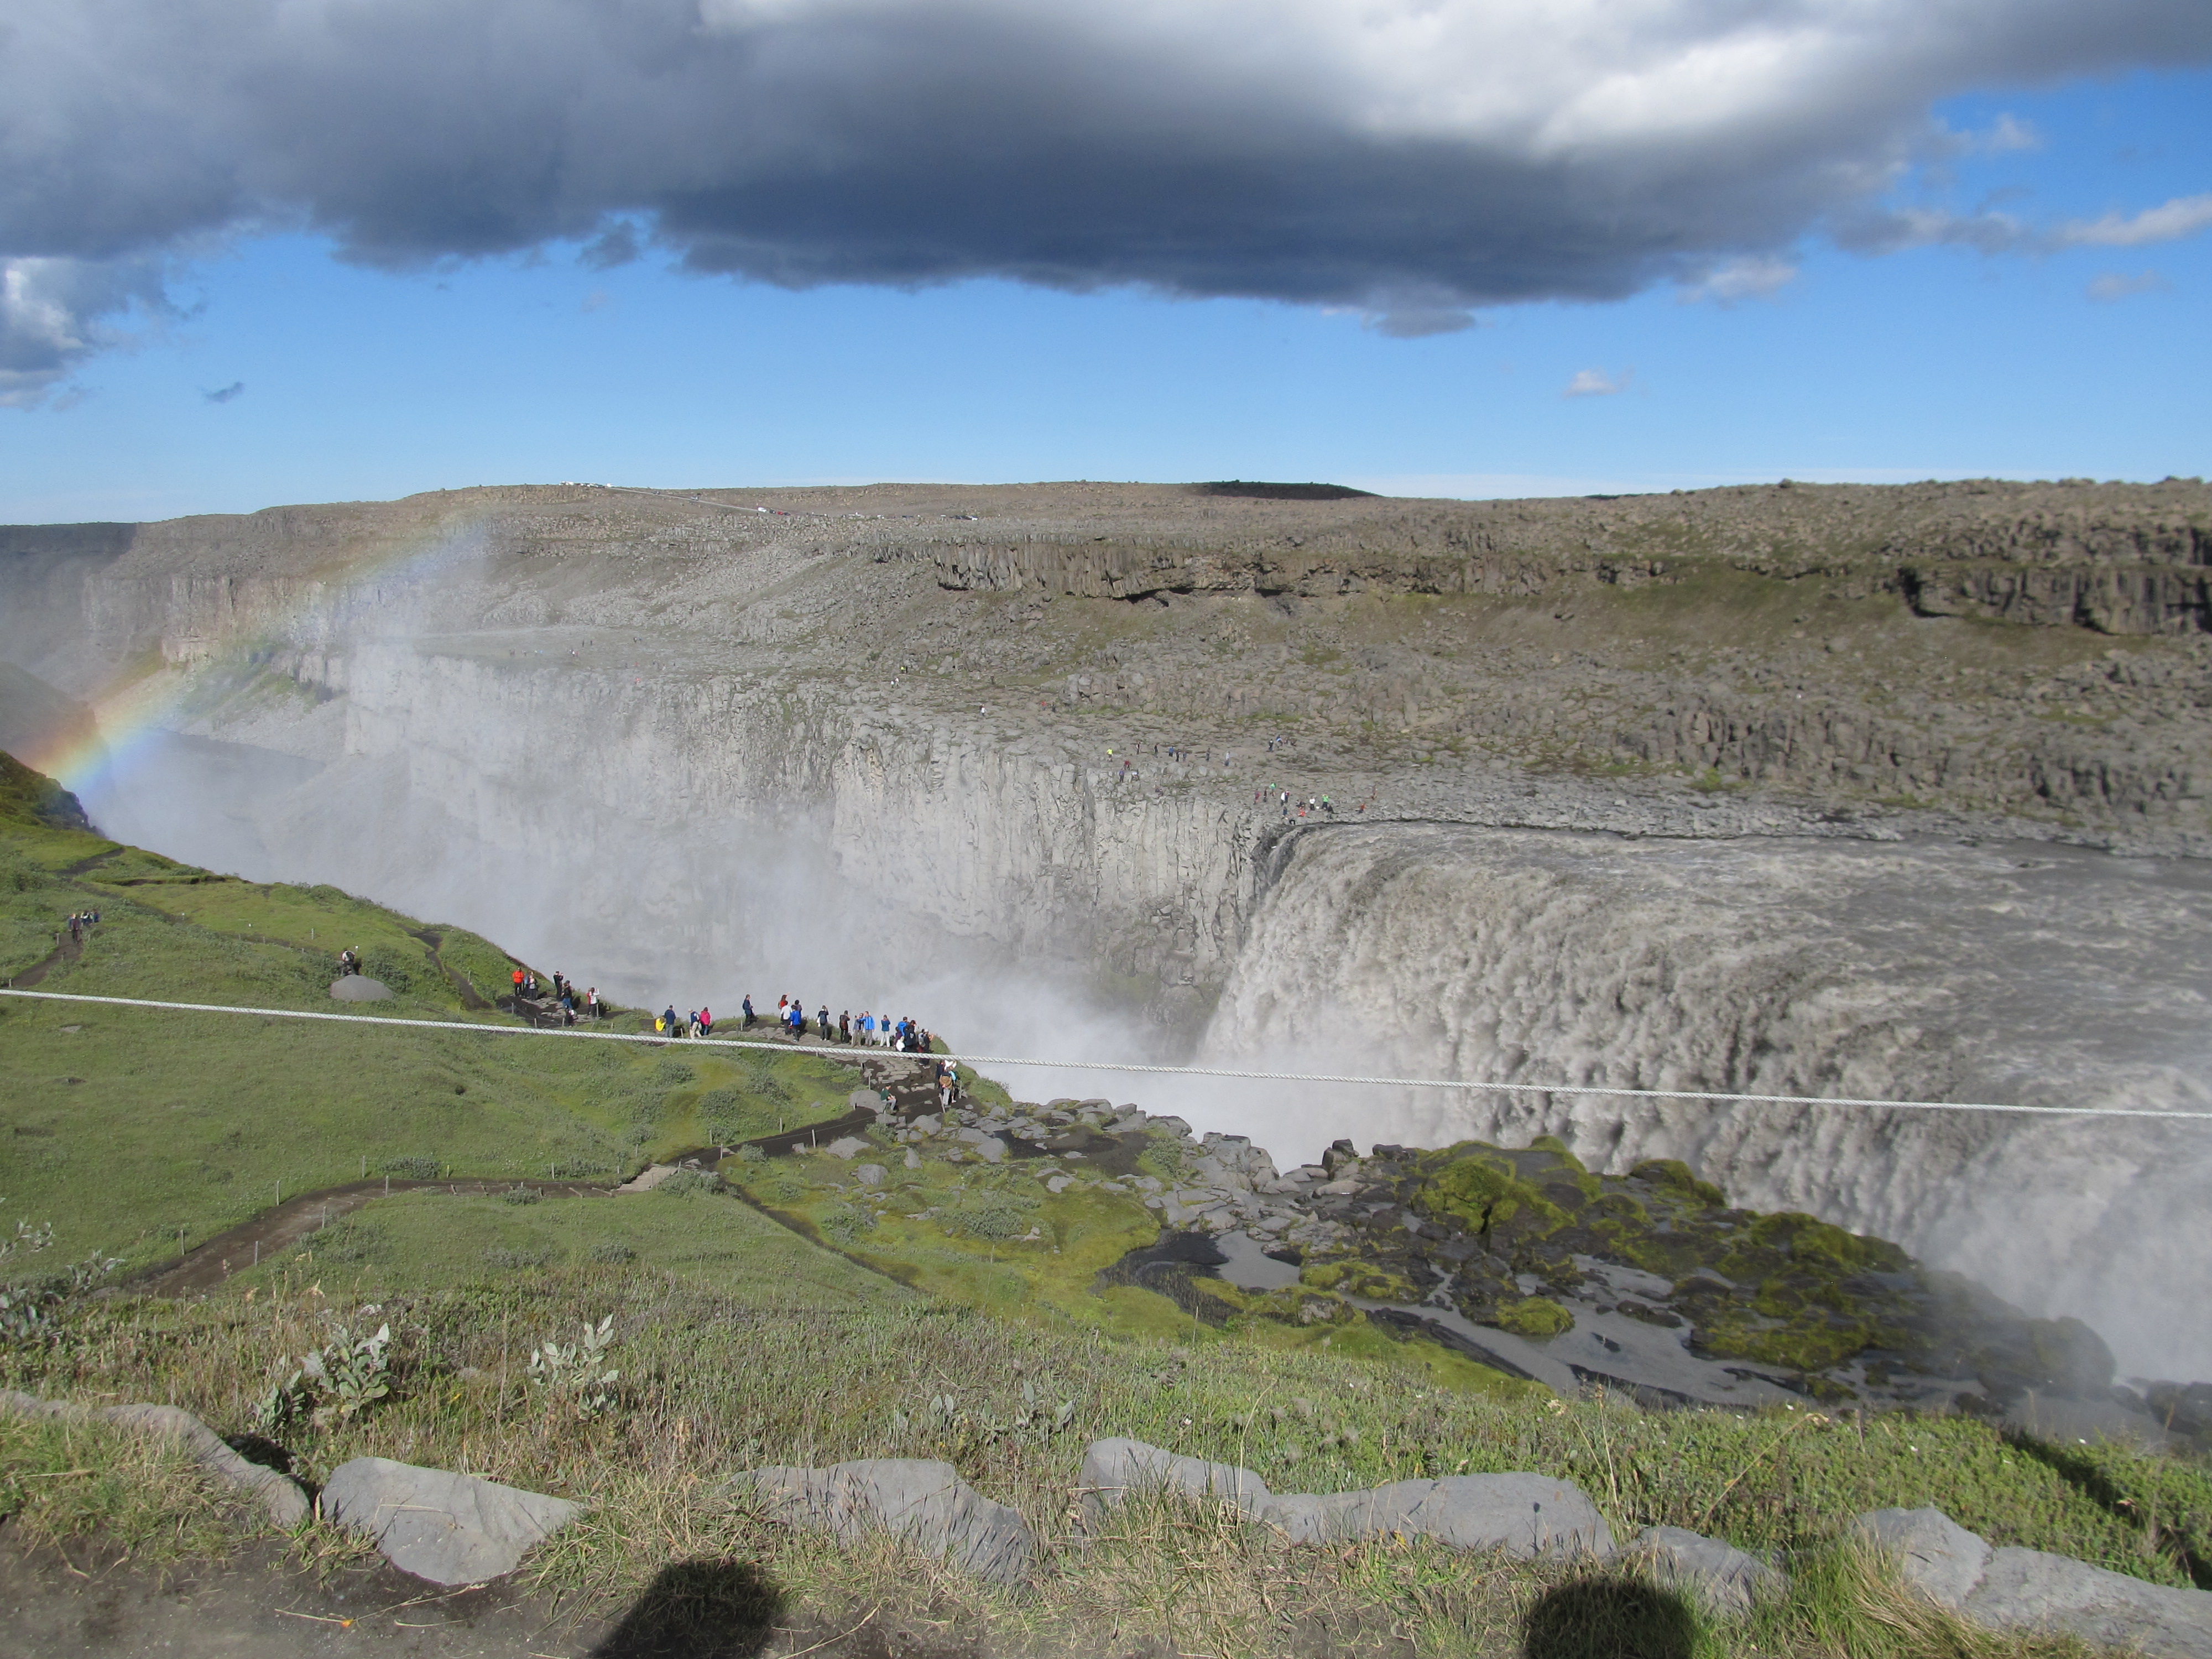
left=4, top=754, right=2211, bottom=1656
left=722, top=1130, right=1531, bottom=1399
left=0, top=776, right=856, bottom=1271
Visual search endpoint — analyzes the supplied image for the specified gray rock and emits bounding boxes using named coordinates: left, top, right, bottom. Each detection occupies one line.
left=1079, top=1437, right=1271, bottom=1522
left=1854, top=1507, right=1992, bottom=1609
left=1080, top=1439, right=1610, bottom=1559
left=321, top=1457, right=577, bottom=1585
left=1046, top=1175, right=1073, bottom=1193
left=1628, top=1525, right=1784, bottom=1615
left=734, top=1459, right=1032, bottom=1584
left=1967, top=1547, right=2212, bottom=1658
left=330, top=976, right=392, bottom=1001
left=823, top=1136, right=869, bottom=1160
left=854, top=1164, right=886, bottom=1188
left=974, top=1136, right=1006, bottom=1164
left=614, top=1164, right=677, bottom=1193
left=1354, top=1474, right=1611, bottom=1558
left=903, top=1148, right=922, bottom=1170
left=848, top=1088, right=887, bottom=1114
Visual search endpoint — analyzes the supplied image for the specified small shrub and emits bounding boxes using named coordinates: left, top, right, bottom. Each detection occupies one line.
left=353, top=945, right=419, bottom=995
left=379, top=1156, right=442, bottom=1181
left=652, top=1056, right=696, bottom=1087
left=315, top=1220, right=387, bottom=1264
left=483, top=1245, right=555, bottom=1271
left=528, top=1315, right=620, bottom=1417
left=946, top=1186, right=1040, bottom=1243
left=500, top=1184, right=544, bottom=1206
left=658, top=1170, right=722, bottom=1199
left=735, top=1144, right=767, bottom=1164
left=588, top=1241, right=637, bottom=1264
left=819, top=1202, right=873, bottom=1245
left=256, top=1312, right=393, bottom=1433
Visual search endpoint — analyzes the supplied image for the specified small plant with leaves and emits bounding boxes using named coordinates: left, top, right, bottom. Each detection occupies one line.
left=528, top=1314, right=621, bottom=1417
left=891, top=1381, right=1074, bottom=1452
left=0, top=1206, right=121, bottom=1346
left=254, top=1310, right=394, bottom=1434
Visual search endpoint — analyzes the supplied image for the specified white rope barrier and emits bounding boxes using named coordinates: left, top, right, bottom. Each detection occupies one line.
left=6, top=985, right=2208, bottom=1124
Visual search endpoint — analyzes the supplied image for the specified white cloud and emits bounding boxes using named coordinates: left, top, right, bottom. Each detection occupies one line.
left=2086, top=269, right=2171, bottom=301
left=2057, top=194, right=2212, bottom=248
left=0, top=255, right=170, bottom=407
left=1564, top=367, right=1631, bottom=398
left=1683, top=255, right=1800, bottom=304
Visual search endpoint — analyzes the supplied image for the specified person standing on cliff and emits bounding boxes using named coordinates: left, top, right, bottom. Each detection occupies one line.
left=742, top=994, right=755, bottom=1027
left=587, top=987, right=601, bottom=1019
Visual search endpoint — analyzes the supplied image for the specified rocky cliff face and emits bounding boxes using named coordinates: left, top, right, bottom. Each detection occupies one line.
left=3, top=477, right=2208, bottom=1374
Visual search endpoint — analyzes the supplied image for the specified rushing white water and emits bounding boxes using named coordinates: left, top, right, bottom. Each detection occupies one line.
left=1193, top=823, right=2212, bottom=1379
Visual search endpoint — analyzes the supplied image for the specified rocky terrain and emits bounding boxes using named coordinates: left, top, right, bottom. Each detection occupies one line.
left=1, top=475, right=2208, bottom=1379
left=748, top=1082, right=2180, bottom=1443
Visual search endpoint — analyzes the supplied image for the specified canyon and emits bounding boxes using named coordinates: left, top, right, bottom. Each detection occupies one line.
left=1, top=476, right=2207, bottom=1376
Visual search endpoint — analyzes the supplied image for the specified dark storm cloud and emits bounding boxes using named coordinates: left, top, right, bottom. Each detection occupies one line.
left=3, top=0, right=2210, bottom=398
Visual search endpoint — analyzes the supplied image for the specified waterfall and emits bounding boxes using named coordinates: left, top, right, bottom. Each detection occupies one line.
left=1195, top=823, right=2212, bottom=1379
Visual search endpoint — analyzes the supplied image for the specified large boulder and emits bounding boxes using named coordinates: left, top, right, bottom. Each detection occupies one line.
left=1857, top=1505, right=2212, bottom=1658
left=1626, top=1525, right=1785, bottom=1615
left=1854, top=1507, right=1990, bottom=1609
left=321, top=1457, right=578, bottom=1585
left=1079, top=1437, right=1271, bottom=1524
left=1967, top=1548, right=2212, bottom=1658
left=733, top=1459, right=1032, bottom=1585
left=1079, top=1438, right=1611, bottom=1559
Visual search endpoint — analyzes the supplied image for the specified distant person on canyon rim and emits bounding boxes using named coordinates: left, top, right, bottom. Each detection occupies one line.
left=839, top=1010, right=851, bottom=1042
left=741, top=994, right=755, bottom=1027
left=586, top=987, right=601, bottom=1019
left=700, top=1006, right=714, bottom=1037
left=663, top=1003, right=680, bottom=1035
left=817, top=1004, right=831, bottom=1039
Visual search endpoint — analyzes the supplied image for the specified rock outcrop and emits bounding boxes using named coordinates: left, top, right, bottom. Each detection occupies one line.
left=731, top=1458, right=1034, bottom=1585
left=1079, top=1437, right=1614, bottom=1558
left=320, top=1457, right=579, bottom=1585
left=1859, top=1505, right=2212, bottom=1658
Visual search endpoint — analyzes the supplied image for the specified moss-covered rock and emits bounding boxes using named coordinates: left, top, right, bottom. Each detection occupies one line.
left=1489, top=1296, right=1575, bottom=1338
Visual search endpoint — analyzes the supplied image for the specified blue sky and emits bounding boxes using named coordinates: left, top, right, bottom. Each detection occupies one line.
left=2, top=49, right=2206, bottom=523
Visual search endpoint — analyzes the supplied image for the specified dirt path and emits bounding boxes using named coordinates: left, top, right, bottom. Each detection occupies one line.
left=9, top=927, right=82, bottom=988
left=0, top=1526, right=900, bottom=1658
left=131, top=1180, right=617, bottom=1297
left=408, top=927, right=492, bottom=1011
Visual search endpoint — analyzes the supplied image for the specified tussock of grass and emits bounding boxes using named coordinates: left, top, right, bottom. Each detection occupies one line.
left=0, top=1411, right=244, bottom=1562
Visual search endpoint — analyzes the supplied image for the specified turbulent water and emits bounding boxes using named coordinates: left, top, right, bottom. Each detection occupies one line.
left=1194, top=823, right=2212, bottom=1379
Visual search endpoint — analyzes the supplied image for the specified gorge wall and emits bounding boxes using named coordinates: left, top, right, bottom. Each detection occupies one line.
left=2, top=477, right=2208, bottom=1373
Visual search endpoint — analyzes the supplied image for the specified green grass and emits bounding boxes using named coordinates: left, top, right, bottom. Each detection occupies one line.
left=0, top=773, right=858, bottom=1274
left=244, top=1185, right=915, bottom=1308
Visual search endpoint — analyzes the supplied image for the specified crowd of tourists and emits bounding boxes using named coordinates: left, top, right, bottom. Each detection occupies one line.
left=508, top=964, right=599, bottom=1025
left=650, top=994, right=940, bottom=1055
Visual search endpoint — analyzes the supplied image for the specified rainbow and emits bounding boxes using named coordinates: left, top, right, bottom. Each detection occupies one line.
left=14, top=513, right=497, bottom=796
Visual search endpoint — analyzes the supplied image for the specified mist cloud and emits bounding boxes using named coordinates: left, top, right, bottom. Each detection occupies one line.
left=2, top=1, right=2209, bottom=379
